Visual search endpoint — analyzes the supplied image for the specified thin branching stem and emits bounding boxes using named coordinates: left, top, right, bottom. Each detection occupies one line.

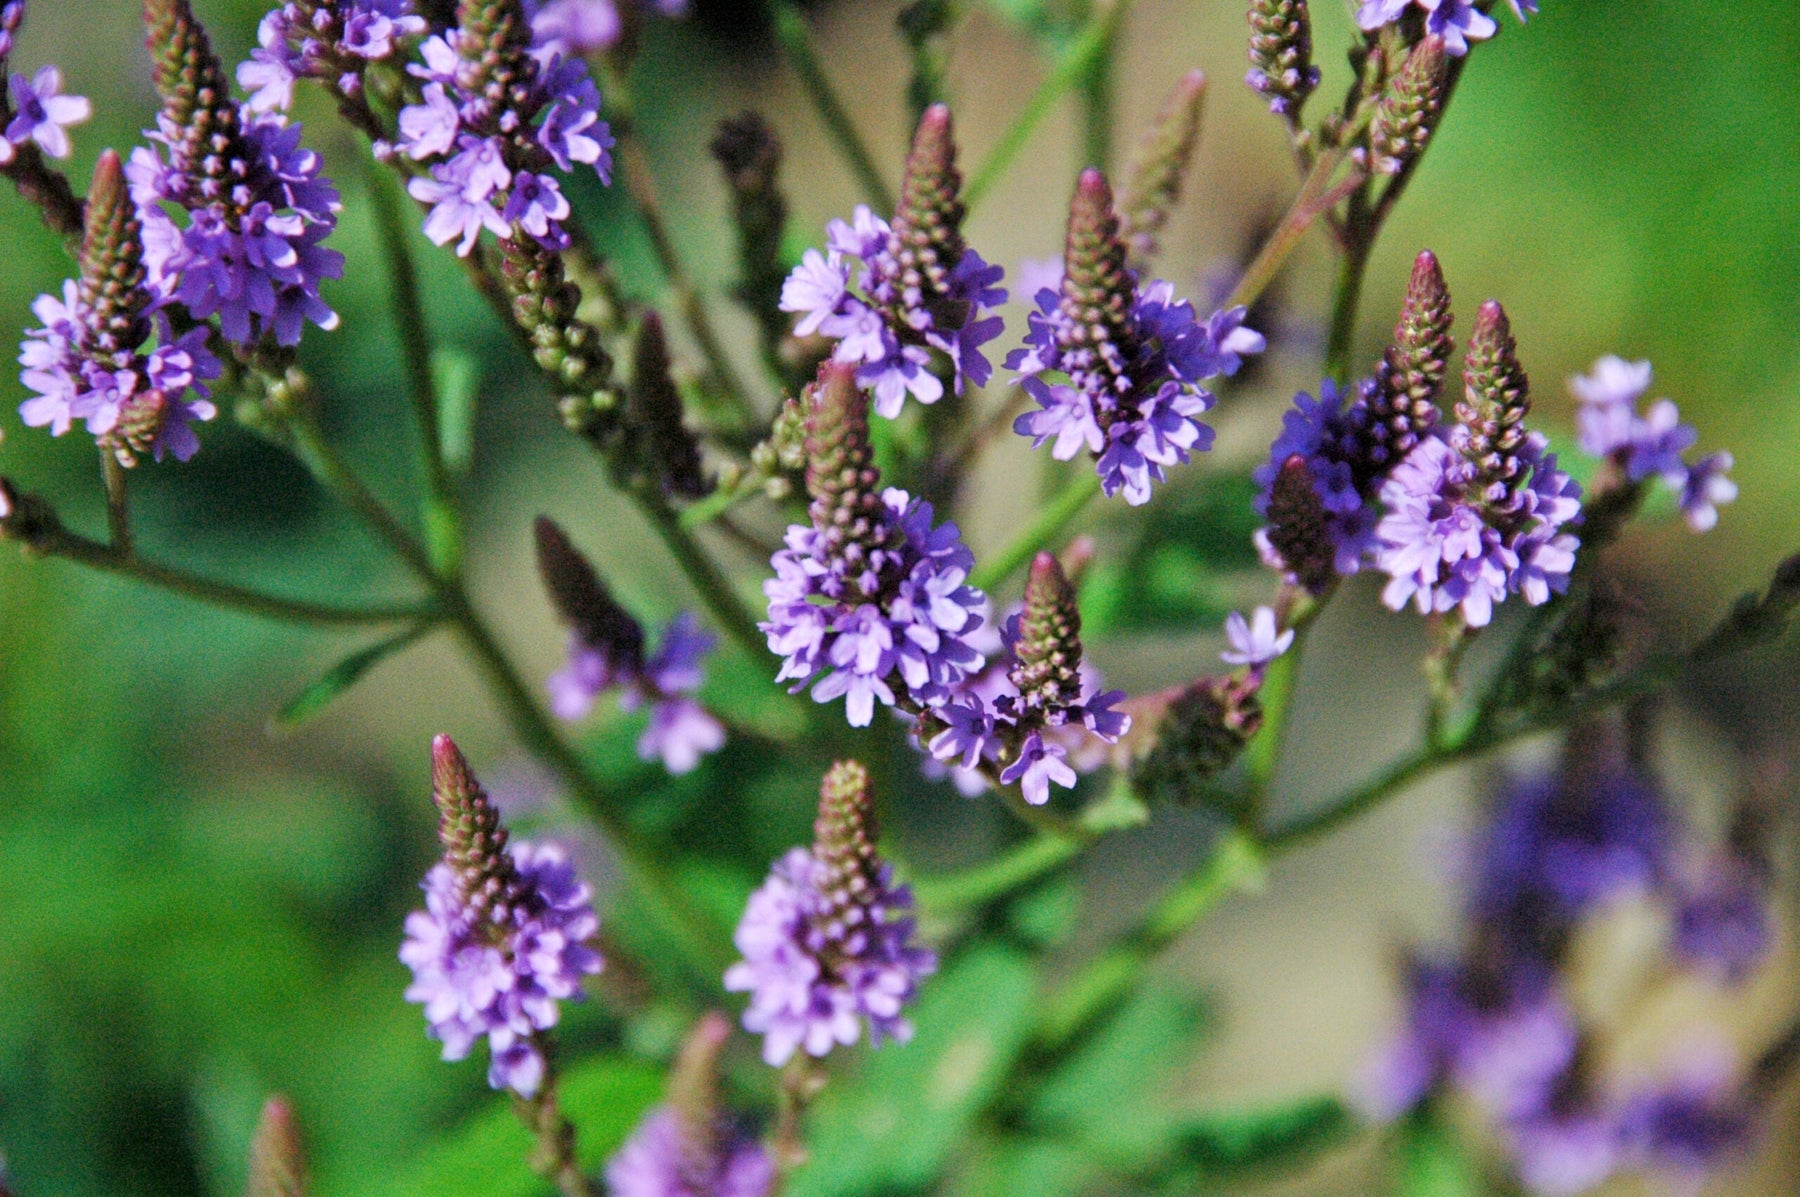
left=770, top=0, right=895, bottom=213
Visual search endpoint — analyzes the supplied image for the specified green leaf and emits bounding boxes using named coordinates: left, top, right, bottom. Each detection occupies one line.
left=1082, top=473, right=1263, bottom=637
left=1394, top=1106, right=1481, bottom=1197
left=787, top=945, right=1040, bottom=1196
left=366, top=1056, right=663, bottom=1197
left=1027, top=981, right=1212, bottom=1162
left=274, top=626, right=429, bottom=725
left=959, top=1136, right=1102, bottom=1197
left=432, top=347, right=480, bottom=477
left=1158, top=1094, right=1352, bottom=1179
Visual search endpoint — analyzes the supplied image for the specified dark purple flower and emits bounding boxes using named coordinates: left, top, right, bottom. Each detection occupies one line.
left=400, top=840, right=603, bottom=1096
left=131, top=112, right=343, bottom=348
left=3, top=65, right=90, bottom=161
left=604, top=1107, right=774, bottom=1197
left=1617, top=1062, right=1756, bottom=1175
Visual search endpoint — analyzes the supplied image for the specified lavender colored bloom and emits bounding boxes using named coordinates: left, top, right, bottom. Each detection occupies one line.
left=725, top=844, right=935, bottom=1065
left=1571, top=355, right=1735, bottom=532
left=4, top=65, right=89, bottom=160
left=1221, top=607, right=1294, bottom=668
left=779, top=204, right=1007, bottom=418
left=393, top=21, right=612, bottom=256
left=131, top=113, right=343, bottom=347
left=1507, top=1104, right=1621, bottom=1197
left=1374, top=431, right=1581, bottom=628
left=1356, top=0, right=1503, bottom=56
left=1011, top=260, right=1260, bottom=503
left=551, top=611, right=726, bottom=775
left=1617, top=1065, right=1756, bottom=1175
left=1252, top=379, right=1383, bottom=580
left=1673, top=858, right=1772, bottom=982
left=401, top=840, right=603, bottom=1096
left=764, top=487, right=987, bottom=727
left=997, top=730, right=1077, bottom=806
left=605, top=1107, right=774, bottom=1197
left=239, top=1, right=426, bottom=113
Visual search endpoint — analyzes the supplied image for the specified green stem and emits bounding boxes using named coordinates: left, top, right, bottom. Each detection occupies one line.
left=1077, top=1, right=1116, bottom=171
left=971, top=471, right=1102, bottom=593
left=368, top=165, right=461, bottom=575
left=1262, top=745, right=1447, bottom=851
left=965, top=0, right=1128, bottom=211
left=37, top=528, right=436, bottom=626
left=100, top=451, right=131, bottom=555
left=446, top=588, right=733, bottom=982
left=1033, top=831, right=1264, bottom=1053
left=634, top=485, right=769, bottom=661
left=678, top=473, right=766, bottom=529
left=770, top=0, right=895, bottom=214
left=913, top=832, right=1084, bottom=912
left=1322, top=232, right=1372, bottom=382
left=286, top=411, right=440, bottom=583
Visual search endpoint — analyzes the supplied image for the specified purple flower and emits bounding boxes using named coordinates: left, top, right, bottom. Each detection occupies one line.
left=1010, top=276, right=1259, bottom=506
left=237, top=2, right=427, bottom=114
left=724, top=846, right=935, bottom=1066
left=1374, top=432, right=1581, bottom=628
left=132, top=112, right=343, bottom=348
left=4, top=66, right=90, bottom=160
left=997, top=730, right=1078, bottom=806
left=1617, top=1062, right=1756, bottom=1175
left=551, top=611, right=726, bottom=775
left=1252, top=379, right=1386, bottom=583
left=1570, top=355, right=1735, bottom=532
left=400, top=840, right=603, bottom=1096
left=1221, top=607, right=1293, bottom=668
left=780, top=204, right=1007, bottom=419
left=392, top=18, right=612, bottom=255
left=604, top=1107, right=775, bottom=1197
left=1356, top=0, right=1506, bottom=55
left=764, top=488, right=987, bottom=727
left=1673, top=857, right=1772, bottom=982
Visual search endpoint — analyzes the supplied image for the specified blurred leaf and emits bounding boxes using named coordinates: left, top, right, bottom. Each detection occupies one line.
left=274, top=626, right=430, bottom=726
left=787, top=945, right=1039, bottom=1196
left=1027, top=981, right=1211, bottom=1162
left=366, top=1056, right=662, bottom=1197
left=1006, top=873, right=1080, bottom=949
left=1394, top=1106, right=1480, bottom=1197
left=1159, top=1094, right=1351, bottom=1180
left=1082, top=473, right=1262, bottom=637
left=431, top=347, right=480, bottom=477
left=959, top=1136, right=1101, bottom=1197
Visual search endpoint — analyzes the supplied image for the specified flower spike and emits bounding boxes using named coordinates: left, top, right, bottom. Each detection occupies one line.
left=1010, top=552, right=1085, bottom=713
left=245, top=1097, right=310, bottom=1197
left=1366, top=249, right=1453, bottom=467
left=888, top=103, right=970, bottom=331
left=1245, top=0, right=1319, bottom=121
left=1367, top=34, right=1449, bottom=176
left=534, top=515, right=647, bottom=679
left=627, top=313, right=709, bottom=499
left=1457, top=299, right=1531, bottom=493
left=1118, top=70, right=1207, bottom=270
left=430, top=733, right=519, bottom=916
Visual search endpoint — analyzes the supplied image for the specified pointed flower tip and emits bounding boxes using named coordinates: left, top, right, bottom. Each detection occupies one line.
left=1074, top=167, right=1113, bottom=207
left=916, top=101, right=953, bottom=143
left=246, top=1096, right=308, bottom=1197
left=1472, top=298, right=1509, bottom=339
left=430, top=734, right=479, bottom=808
left=1410, top=249, right=1445, bottom=291
left=820, top=759, right=874, bottom=814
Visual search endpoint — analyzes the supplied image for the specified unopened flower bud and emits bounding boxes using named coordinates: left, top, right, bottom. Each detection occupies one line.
left=245, top=1096, right=309, bottom=1197
left=1131, top=676, right=1263, bottom=806
left=1457, top=299, right=1531, bottom=492
left=1010, top=552, right=1086, bottom=712
left=1119, top=70, right=1206, bottom=270
left=627, top=313, right=710, bottom=499
left=1365, top=249, right=1452, bottom=467
left=1367, top=34, right=1448, bottom=175
left=534, top=515, right=648, bottom=675
left=1246, top=0, right=1319, bottom=121
left=888, top=103, right=970, bottom=332
left=430, top=733, right=519, bottom=917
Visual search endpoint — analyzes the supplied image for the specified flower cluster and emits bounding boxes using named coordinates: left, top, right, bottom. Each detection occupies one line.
left=1012, top=169, right=1262, bottom=506
left=131, top=0, right=343, bottom=348
left=1356, top=0, right=1537, bottom=57
left=239, top=0, right=428, bottom=114
left=923, top=552, right=1129, bottom=806
left=401, top=737, right=603, bottom=1097
left=1359, top=724, right=1774, bottom=1194
left=19, top=152, right=221, bottom=464
left=1255, top=251, right=1454, bottom=593
left=395, top=3, right=613, bottom=255
left=536, top=517, right=725, bottom=775
left=763, top=363, right=987, bottom=727
left=1373, top=301, right=1582, bottom=627
left=525, top=0, right=689, bottom=59
left=780, top=106, right=1006, bottom=418
left=605, top=1013, right=774, bottom=1197
left=1571, top=355, right=1736, bottom=532
left=725, top=762, right=936, bottom=1066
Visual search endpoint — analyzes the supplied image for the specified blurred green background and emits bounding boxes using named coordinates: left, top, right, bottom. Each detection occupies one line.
left=0, top=1, right=1795, bottom=1194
